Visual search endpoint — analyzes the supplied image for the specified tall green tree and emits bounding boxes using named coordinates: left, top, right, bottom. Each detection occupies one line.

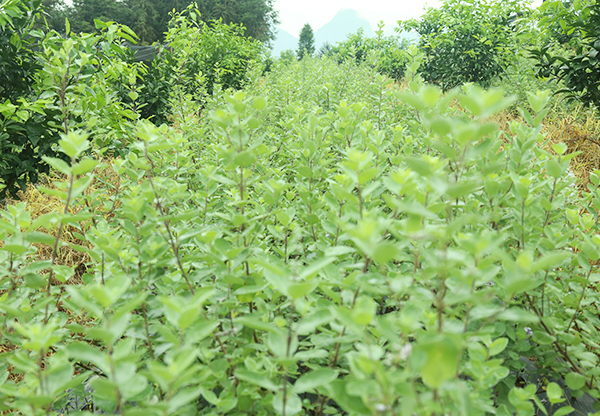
left=40, top=0, right=68, bottom=33
left=59, top=0, right=279, bottom=44
left=297, top=23, right=314, bottom=59
left=191, top=0, right=279, bottom=43
left=67, top=0, right=128, bottom=34
left=122, top=0, right=160, bottom=44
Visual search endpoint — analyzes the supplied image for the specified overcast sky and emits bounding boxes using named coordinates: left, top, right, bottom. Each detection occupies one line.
left=273, top=0, right=542, bottom=36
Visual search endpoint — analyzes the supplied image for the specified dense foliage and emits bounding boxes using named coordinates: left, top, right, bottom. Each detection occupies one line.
left=2, top=0, right=600, bottom=415
left=321, top=26, right=410, bottom=82
left=403, top=0, right=527, bottom=90
left=531, top=0, right=600, bottom=111
left=47, top=0, right=278, bottom=44
left=0, top=0, right=63, bottom=198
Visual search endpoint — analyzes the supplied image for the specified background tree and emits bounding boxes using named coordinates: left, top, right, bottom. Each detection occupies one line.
left=191, top=0, right=279, bottom=44
left=297, top=23, right=314, bottom=59
left=50, top=0, right=279, bottom=44
left=40, top=0, right=68, bottom=33
left=401, top=0, right=526, bottom=90
left=122, top=0, right=160, bottom=44
left=67, top=0, right=128, bottom=34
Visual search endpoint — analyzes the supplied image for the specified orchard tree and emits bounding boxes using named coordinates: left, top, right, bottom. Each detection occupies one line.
left=401, top=0, right=527, bottom=90
left=297, top=23, right=315, bottom=59
left=531, top=0, right=600, bottom=111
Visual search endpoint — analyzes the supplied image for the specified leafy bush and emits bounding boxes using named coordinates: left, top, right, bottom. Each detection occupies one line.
left=165, top=5, right=265, bottom=96
left=129, top=5, right=266, bottom=124
left=402, top=0, right=526, bottom=90
left=531, top=0, right=600, bottom=112
left=322, top=26, right=410, bottom=81
left=0, top=0, right=63, bottom=198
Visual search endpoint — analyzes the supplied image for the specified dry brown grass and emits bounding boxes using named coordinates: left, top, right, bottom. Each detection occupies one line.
left=490, top=106, right=600, bottom=189
left=543, top=108, right=600, bottom=188
left=3, top=157, right=122, bottom=285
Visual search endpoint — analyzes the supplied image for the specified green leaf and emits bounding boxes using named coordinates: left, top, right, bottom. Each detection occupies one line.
left=546, top=158, right=562, bottom=179
left=42, top=156, right=71, bottom=175
left=52, top=265, right=74, bottom=283
left=373, top=242, right=398, bottom=263
left=67, top=342, right=108, bottom=373
left=565, top=372, right=587, bottom=390
left=234, top=151, right=257, bottom=167
left=405, top=157, right=432, bottom=176
left=272, top=392, right=302, bottom=415
left=532, top=251, right=571, bottom=272
left=25, top=231, right=56, bottom=245
left=235, top=370, right=279, bottom=392
left=488, top=337, right=509, bottom=356
left=415, top=335, right=461, bottom=388
left=288, top=281, right=318, bottom=300
left=552, top=143, right=568, bottom=155
left=253, top=97, right=267, bottom=110
left=73, top=158, right=97, bottom=176
left=352, top=297, right=376, bottom=326
left=235, top=316, right=276, bottom=333
left=267, top=330, right=294, bottom=357
left=328, top=379, right=371, bottom=415
left=532, top=331, right=555, bottom=345
left=553, top=407, right=574, bottom=416
left=546, top=382, right=564, bottom=404
left=292, top=368, right=338, bottom=394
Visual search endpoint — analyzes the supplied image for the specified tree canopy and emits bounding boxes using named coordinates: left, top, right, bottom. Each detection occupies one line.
left=297, top=23, right=315, bottom=59
left=43, top=0, right=279, bottom=44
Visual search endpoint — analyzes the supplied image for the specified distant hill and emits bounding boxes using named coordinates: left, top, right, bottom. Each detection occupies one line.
left=271, top=28, right=298, bottom=57
left=271, top=8, right=374, bottom=57
left=314, top=9, right=373, bottom=49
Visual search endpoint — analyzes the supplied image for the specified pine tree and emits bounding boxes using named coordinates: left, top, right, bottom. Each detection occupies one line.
left=297, top=23, right=314, bottom=59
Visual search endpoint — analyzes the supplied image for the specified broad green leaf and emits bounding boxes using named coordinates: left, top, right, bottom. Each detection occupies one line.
left=234, top=151, right=257, bottom=167
left=565, top=372, right=587, bottom=390
left=235, top=316, right=276, bottom=332
left=235, top=370, right=278, bottom=392
left=416, top=335, right=461, bottom=388
left=352, top=297, right=376, bottom=326
left=532, top=251, right=571, bottom=273
left=546, top=382, right=564, bottom=404
left=532, top=331, right=555, bottom=345
left=288, top=281, right=318, bottom=300
left=373, top=242, right=398, bottom=263
left=546, top=159, right=562, bottom=179
left=272, top=392, right=302, bottom=415
left=292, top=368, right=337, bottom=394
left=488, top=337, right=509, bottom=356
left=553, top=407, right=575, bottom=416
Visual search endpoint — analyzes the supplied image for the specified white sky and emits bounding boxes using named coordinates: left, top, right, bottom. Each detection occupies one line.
left=274, top=0, right=544, bottom=36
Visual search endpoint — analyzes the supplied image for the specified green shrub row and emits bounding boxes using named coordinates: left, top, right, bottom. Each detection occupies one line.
left=1, top=44, right=600, bottom=415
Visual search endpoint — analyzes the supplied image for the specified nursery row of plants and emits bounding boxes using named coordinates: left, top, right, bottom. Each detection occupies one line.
left=2, top=0, right=600, bottom=415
